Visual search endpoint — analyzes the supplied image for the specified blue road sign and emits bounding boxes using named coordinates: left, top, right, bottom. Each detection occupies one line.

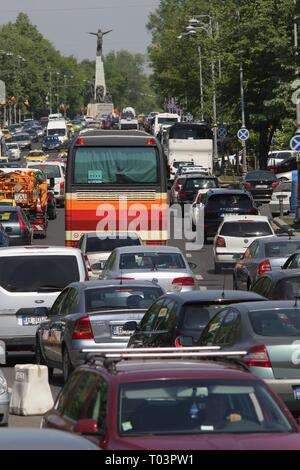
left=237, top=128, right=249, bottom=141
left=290, top=135, right=300, bottom=151
left=218, top=127, right=227, bottom=139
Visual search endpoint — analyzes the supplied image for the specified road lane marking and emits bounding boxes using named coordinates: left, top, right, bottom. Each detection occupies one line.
left=196, top=275, right=203, bottom=280
left=186, top=253, right=192, bottom=258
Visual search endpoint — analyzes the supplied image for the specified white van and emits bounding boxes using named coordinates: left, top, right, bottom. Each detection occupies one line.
left=153, top=113, right=181, bottom=137
left=26, top=161, right=65, bottom=206
left=46, top=119, right=68, bottom=145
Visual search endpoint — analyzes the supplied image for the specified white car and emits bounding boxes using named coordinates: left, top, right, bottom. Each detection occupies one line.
left=213, top=215, right=275, bottom=273
left=5, top=143, right=21, bottom=160
left=179, top=166, right=210, bottom=176
left=0, top=246, right=88, bottom=358
left=77, top=231, right=143, bottom=279
left=269, top=181, right=291, bottom=215
left=26, top=161, right=65, bottom=206
left=267, top=150, right=297, bottom=169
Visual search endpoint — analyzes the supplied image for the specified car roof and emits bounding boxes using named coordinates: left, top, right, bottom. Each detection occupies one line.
left=221, top=215, right=269, bottom=222
left=220, top=300, right=300, bottom=312
left=157, top=290, right=266, bottom=303
left=67, top=280, right=163, bottom=290
left=111, top=245, right=182, bottom=254
left=179, top=174, right=216, bottom=179
left=258, top=236, right=300, bottom=245
left=83, top=231, right=140, bottom=239
left=257, top=270, right=300, bottom=281
left=0, top=245, right=82, bottom=255
left=206, top=189, right=250, bottom=196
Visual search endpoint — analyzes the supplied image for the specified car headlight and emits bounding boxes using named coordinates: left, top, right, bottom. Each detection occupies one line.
left=0, top=375, right=7, bottom=395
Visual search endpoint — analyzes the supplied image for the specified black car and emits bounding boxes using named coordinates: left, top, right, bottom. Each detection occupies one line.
left=243, top=170, right=278, bottom=204
left=251, top=270, right=300, bottom=300
left=202, top=189, right=258, bottom=241
left=176, top=174, right=219, bottom=205
left=0, top=206, right=32, bottom=245
left=42, top=136, right=61, bottom=151
left=273, top=155, right=297, bottom=178
left=127, top=290, right=266, bottom=348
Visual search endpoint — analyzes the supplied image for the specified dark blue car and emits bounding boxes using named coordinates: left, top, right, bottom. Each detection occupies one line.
left=42, top=136, right=61, bottom=151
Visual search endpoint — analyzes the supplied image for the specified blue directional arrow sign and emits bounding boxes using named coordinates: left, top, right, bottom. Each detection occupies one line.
left=237, top=128, right=249, bottom=141
left=290, top=135, right=300, bottom=151
left=218, top=127, right=227, bottom=139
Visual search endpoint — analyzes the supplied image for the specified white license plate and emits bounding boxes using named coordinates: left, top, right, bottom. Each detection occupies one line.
left=255, top=185, right=267, bottom=188
left=18, top=316, right=48, bottom=326
left=112, top=325, right=134, bottom=336
left=14, top=193, right=27, bottom=202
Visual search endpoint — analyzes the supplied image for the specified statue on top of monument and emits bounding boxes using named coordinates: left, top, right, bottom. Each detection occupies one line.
left=88, top=28, right=112, bottom=57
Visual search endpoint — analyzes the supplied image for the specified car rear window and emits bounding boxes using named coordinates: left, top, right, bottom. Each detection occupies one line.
left=206, top=194, right=253, bottom=210
left=0, top=211, right=18, bottom=222
left=118, top=379, right=293, bottom=435
left=86, top=286, right=162, bottom=311
left=220, top=222, right=272, bottom=237
left=182, top=303, right=226, bottom=329
left=264, top=242, right=300, bottom=258
left=185, top=178, right=217, bottom=190
left=273, top=277, right=300, bottom=300
left=0, top=255, right=80, bottom=292
left=249, top=309, right=300, bottom=336
left=28, top=165, right=61, bottom=178
left=245, top=171, right=276, bottom=181
left=86, top=236, right=141, bottom=253
left=119, top=252, right=186, bottom=270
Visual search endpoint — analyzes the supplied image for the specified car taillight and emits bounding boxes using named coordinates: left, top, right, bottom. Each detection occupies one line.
left=84, top=255, right=92, bottom=273
left=175, top=337, right=183, bottom=348
left=60, top=181, right=65, bottom=194
left=244, top=183, right=252, bottom=189
left=72, top=316, right=93, bottom=340
left=66, top=240, right=78, bottom=247
left=178, top=189, right=188, bottom=201
left=257, top=259, right=271, bottom=276
left=216, top=236, right=226, bottom=247
left=172, top=277, right=195, bottom=286
left=243, top=344, right=271, bottom=368
left=144, top=240, right=167, bottom=246
left=272, top=182, right=279, bottom=188
left=17, top=214, right=27, bottom=231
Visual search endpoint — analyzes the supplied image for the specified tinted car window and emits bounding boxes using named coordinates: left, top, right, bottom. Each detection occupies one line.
left=86, top=236, right=141, bottom=253
left=153, top=299, right=178, bottom=331
left=199, top=309, right=229, bottom=345
left=0, top=211, right=18, bottom=222
left=182, top=303, right=221, bottom=330
left=139, top=299, right=165, bottom=332
left=28, top=165, right=61, bottom=178
left=85, top=286, right=162, bottom=311
left=0, top=255, right=80, bottom=292
left=249, top=309, right=300, bottom=336
left=55, top=370, right=81, bottom=414
left=214, top=309, right=241, bottom=346
left=119, top=252, right=186, bottom=270
left=273, top=277, right=300, bottom=300
left=62, top=372, right=99, bottom=421
left=50, top=289, right=70, bottom=316
left=220, top=222, right=272, bottom=237
left=185, top=178, right=217, bottom=190
left=206, top=194, right=253, bottom=210
left=60, top=288, right=79, bottom=316
left=247, top=240, right=259, bottom=259
left=252, top=277, right=273, bottom=297
left=265, top=242, right=300, bottom=258
left=245, top=171, right=276, bottom=181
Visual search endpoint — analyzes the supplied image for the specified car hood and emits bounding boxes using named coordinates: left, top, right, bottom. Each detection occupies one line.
left=112, top=432, right=300, bottom=450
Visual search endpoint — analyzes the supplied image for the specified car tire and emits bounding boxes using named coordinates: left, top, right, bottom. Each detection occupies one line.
left=62, top=348, right=74, bottom=383
left=214, top=262, right=221, bottom=274
left=36, top=340, right=53, bottom=380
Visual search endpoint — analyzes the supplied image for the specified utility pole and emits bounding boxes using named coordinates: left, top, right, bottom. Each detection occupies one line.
left=294, top=0, right=300, bottom=130
left=237, top=0, right=247, bottom=175
left=198, top=45, right=204, bottom=121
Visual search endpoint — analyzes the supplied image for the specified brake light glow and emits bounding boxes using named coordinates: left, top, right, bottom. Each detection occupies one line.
left=257, top=259, right=271, bottom=276
left=144, top=240, right=167, bottom=246
left=66, top=240, right=78, bottom=247
left=244, top=183, right=252, bottom=189
left=172, top=277, right=195, bottom=286
left=243, top=344, right=271, bottom=368
left=17, top=214, right=27, bottom=231
left=60, top=181, right=65, bottom=194
left=76, top=138, right=85, bottom=145
left=216, top=236, right=226, bottom=247
left=175, top=337, right=183, bottom=348
left=272, top=182, right=279, bottom=188
left=147, top=138, right=156, bottom=145
left=72, top=316, right=93, bottom=340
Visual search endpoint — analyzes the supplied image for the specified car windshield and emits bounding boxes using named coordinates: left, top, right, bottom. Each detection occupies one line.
left=119, top=252, right=186, bottom=270
left=185, top=178, right=217, bottom=190
left=264, top=242, right=300, bottom=258
left=48, top=129, right=66, bottom=136
left=86, top=286, right=162, bottom=311
left=73, top=147, right=158, bottom=185
left=27, top=165, right=60, bottom=178
left=273, top=278, right=300, bottom=301
left=220, top=222, right=272, bottom=237
left=249, top=308, right=300, bottom=336
left=206, top=194, right=253, bottom=210
left=118, top=379, right=293, bottom=435
left=86, top=236, right=141, bottom=253
left=0, top=255, right=80, bottom=292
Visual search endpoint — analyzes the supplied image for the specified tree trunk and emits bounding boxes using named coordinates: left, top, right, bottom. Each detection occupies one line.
left=258, top=121, right=276, bottom=170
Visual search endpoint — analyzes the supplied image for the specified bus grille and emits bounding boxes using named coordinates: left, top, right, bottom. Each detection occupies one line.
left=75, top=191, right=157, bottom=201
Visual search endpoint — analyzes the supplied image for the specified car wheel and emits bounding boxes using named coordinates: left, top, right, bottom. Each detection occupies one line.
left=214, top=262, right=221, bottom=274
left=62, top=348, right=74, bottom=383
left=35, top=340, right=53, bottom=380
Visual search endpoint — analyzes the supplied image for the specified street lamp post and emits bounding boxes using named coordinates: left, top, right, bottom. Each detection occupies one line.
left=56, top=72, right=60, bottom=113
left=236, top=0, right=247, bottom=175
left=198, top=45, right=204, bottom=121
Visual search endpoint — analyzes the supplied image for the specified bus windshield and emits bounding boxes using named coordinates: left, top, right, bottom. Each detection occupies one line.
left=169, top=125, right=212, bottom=140
left=73, top=147, right=159, bottom=184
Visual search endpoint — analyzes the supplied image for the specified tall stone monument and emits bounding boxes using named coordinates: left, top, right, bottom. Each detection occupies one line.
left=86, top=28, right=114, bottom=118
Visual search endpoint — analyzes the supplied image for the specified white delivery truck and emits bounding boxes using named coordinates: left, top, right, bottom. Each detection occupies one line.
left=46, top=118, right=68, bottom=145
left=153, top=113, right=181, bottom=138
left=119, top=107, right=139, bottom=130
left=166, top=122, right=213, bottom=181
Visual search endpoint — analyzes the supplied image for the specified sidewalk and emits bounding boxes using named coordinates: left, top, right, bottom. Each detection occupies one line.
left=272, top=215, right=300, bottom=236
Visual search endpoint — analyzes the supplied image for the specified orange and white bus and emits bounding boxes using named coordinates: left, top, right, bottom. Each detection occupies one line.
left=65, top=130, right=168, bottom=247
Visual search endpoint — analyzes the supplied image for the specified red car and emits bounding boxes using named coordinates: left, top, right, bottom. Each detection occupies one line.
left=42, top=349, right=300, bottom=450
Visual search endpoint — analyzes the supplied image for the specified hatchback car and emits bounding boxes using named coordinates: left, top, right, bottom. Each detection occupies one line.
left=0, top=206, right=32, bottom=245
left=5, top=143, right=21, bottom=161
left=243, top=170, right=279, bottom=204
left=78, top=232, right=143, bottom=279
left=42, top=136, right=61, bottom=152
left=233, top=236, right=300, bottom=290
left=251, top=271, right=300, bottom=300
left=127, top=290, right=266, bottom=348
left=200, top=189, right=258, bottom=241
left=175, top=174, right=219, bottom=206
left=213, top=215, right=274, bottom=273
left=36, top=280, right=164, bottom=382
left=269, top=181, right=291, bottom=215
left=0, top=246, right=88, bottom=356
left=100, top=246, right=196, bottom=292
left=26, top=150, right=48, bottom=163
left=42, top=349, right=300, bottom=449
left=198, top=300, right=300, bottom=413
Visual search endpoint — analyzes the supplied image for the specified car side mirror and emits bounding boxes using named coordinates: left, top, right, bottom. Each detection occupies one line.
left=34, top=307, right=49, bottom=316
left=74, top=419, right=99, bottom=435
left=123, top=321, right=139, bottom=332
left=188, top=262, right=197, bottom=270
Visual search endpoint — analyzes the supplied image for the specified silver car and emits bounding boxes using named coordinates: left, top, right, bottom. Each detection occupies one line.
left=233, top=236, right=300, bottom=290
left=36, top=280, right=164, bottom=382
left=100, top=245, right=197, bottom=292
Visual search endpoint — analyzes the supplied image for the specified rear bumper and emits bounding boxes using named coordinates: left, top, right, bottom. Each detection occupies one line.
left=69, top=341, right=129, bottom=368
left=215, top=253, right=243, bottom=264
left=264, top=378, right=300, bottom=411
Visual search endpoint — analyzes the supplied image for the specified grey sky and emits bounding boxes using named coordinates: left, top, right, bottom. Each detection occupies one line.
left=0, top=0, right=160, bottom=60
